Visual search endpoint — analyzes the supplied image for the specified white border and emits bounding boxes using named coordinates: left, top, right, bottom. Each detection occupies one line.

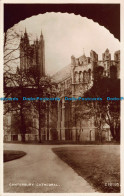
left=120, top=0, right=124, bottom=195
left=0, top=0, right=3, bottom=195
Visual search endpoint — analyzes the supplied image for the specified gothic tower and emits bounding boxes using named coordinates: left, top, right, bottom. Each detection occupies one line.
left=20, top=28, right=30, bottom=71
left=20, top=29, right=45, bottom=76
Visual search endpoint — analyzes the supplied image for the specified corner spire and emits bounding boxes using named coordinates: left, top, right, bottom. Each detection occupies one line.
left=23, top=27, right=29, bottom=44
left=40, top=29, right=44, bottom=39
left=24, top=27, right=28, bottom=38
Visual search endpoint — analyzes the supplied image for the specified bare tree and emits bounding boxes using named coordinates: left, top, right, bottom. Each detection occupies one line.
left=74, top=75, right=120, bottom=142
left=4, top=27, right=34, bottom=142
left=4, top=27, right=58, bottom=143
left=26, top=67, right=57, bottom=142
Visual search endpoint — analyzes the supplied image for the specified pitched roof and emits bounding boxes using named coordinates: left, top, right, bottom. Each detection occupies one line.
left=52, top=64, right=71, bottom=83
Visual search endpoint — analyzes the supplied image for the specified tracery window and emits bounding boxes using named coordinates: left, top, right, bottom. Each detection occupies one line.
left=88, top=69, right=91, bottom=82
left=79, top=71, right=83, bottom=83
left=75, top=72, right=79, bottom=83
left=83, top=71, right=87, bottom=83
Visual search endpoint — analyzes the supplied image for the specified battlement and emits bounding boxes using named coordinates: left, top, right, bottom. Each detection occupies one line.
left=71, top=49, right=120, bottom=82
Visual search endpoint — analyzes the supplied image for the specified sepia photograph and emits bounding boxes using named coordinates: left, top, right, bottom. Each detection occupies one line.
left=2, top=2, right=121, bottom=194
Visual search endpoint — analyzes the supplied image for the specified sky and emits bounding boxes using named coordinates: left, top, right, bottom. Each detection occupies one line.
left=12, top=12, right=120, bottom=75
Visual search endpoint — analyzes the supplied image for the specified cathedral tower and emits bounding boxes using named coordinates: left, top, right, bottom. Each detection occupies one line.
left=20, top=29, right=45, bottom=76
left=20, top=28, right=30, bottom=71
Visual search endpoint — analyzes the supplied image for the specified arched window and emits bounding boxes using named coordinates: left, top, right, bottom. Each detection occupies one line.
left=83, top=71, right=87, bottom=83
left=88, top=69, right=91, bottom=82
left=75, top=72, right=79, bottom=83
left=79, top=71, right=83, bottom=83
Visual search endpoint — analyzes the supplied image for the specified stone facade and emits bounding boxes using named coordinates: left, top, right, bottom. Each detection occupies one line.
left=52, top=49, right=120, bottom=141
left=4, top=28, right=120, bottom=142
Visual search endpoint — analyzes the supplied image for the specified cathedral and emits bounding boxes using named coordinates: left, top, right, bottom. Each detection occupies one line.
left=52, top=49, right=120, bottom=141
left=4, top=29, right=120, bottom=142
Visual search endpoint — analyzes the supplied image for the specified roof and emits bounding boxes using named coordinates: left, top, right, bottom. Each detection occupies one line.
left=52, top=64, right=71, bottom=83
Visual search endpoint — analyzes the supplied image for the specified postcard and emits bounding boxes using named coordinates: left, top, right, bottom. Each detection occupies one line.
left=0, top=0, right=124, bottom=195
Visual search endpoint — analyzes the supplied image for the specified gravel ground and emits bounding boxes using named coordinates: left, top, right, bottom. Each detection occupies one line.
left=4, top=143, right=97, bottom=193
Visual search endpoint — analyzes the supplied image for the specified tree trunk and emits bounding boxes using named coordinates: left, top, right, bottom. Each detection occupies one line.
left=20, top=109, right=26, bottom=142
left=47, top=101, right=49, bottom=140
left=38, top=100, right=42, bottom=143
left=110, top=123, right=118, bottom=141
left=115, top=124, right=120, bottom=142
left=20, top=88, right=26, bottom=142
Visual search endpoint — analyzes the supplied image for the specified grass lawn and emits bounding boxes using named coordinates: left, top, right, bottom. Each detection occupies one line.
left=52, top=145, right=120, bottom=193
left=4, top=150, right=26, bottom=162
